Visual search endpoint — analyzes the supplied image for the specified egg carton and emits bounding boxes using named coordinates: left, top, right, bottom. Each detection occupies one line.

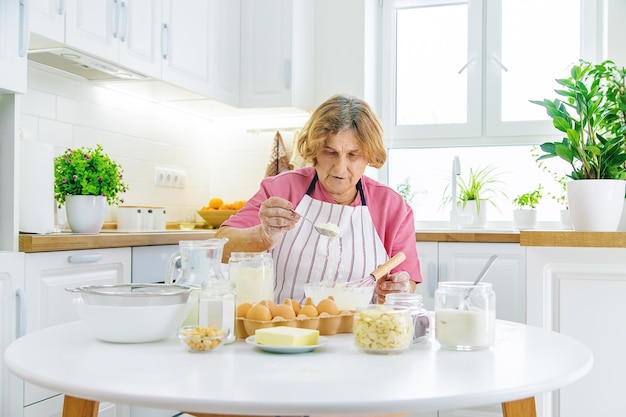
left=236, top=311, right=355, bottom=338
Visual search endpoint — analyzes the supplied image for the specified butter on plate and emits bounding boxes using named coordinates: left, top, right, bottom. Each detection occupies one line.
left=254, top=327, right=320, bottom=347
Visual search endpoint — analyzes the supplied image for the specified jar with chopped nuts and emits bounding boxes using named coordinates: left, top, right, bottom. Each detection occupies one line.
left=353, top=304, right=413, bottom=354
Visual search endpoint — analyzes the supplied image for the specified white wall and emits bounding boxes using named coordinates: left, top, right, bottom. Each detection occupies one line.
left=20, top=66, right=308, bottom=223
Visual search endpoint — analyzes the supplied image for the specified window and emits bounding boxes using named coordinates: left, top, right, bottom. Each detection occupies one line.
left=382, top=0, right=601, bottom=147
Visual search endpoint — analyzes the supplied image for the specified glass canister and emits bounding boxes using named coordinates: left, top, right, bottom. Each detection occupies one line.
left=353, top=304, right=413, bottom=354
left=434, top=281, right=496, bottom=351
left=199, top=280, right=236, bottom=344
left=384, top=292, right=430, bottom=343
left=228, top=252, right=274, bottom=304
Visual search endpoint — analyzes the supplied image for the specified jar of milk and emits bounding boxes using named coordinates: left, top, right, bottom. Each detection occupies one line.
left=434, top=281, right=495, bottom=351
left=228, top=252, right=274, bottom=304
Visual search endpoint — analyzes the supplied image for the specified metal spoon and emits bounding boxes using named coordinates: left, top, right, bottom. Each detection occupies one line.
left=290, top=209, right=341, bottom=238
left=457, top=254, right=497, bottom=310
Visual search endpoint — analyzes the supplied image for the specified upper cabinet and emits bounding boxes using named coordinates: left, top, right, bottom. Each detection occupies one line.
left=0, top=0, right=28, bottom=94
left=239, top=0, right=314, bottom=109
left=65, top=0, right=162, bottom=79
left=161, top=0, right=240, bottom=106
left=29, top=0, right=65, bottom=43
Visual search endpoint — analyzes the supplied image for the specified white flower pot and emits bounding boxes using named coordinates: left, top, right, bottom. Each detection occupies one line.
left=566, top=180, right=626, bottom=232
left=513, top=209, right=537, bottom=230
left=459, top=200, right=488, bottom=228
left=65, top=195, right=107, bottom=234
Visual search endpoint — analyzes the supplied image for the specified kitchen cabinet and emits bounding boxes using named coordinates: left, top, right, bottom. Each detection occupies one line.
left=0, top=0, right=28, bottom=93
left=23, top=247, right=131, bottom=417
left=161, top=0, right=240, bottom=105
left=0, top=252, right=25, bottom=417
left=526, top=246, right=626, bottom=417
left=29, top=0, right=65, bottom=43
left=239, top=0, right=314, bottom=109
left=64, top=0, right=162, bottom=79
left=413, top=242, right=526, bottom=417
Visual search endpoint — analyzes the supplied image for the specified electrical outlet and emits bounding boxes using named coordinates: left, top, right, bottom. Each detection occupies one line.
left=154, top=167, right=186, bottom=188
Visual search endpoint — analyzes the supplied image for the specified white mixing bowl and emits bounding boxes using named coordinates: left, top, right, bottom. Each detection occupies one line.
left=73, top=297, right=193, bottom=343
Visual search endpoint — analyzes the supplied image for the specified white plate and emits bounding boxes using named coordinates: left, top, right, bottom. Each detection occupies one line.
left=245, top=335, right=329, bottom=353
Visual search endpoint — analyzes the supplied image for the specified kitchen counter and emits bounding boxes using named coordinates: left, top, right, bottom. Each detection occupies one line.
left=19, top=230, right=217, bottom=253
left=520, top=230, right=626, bottom=248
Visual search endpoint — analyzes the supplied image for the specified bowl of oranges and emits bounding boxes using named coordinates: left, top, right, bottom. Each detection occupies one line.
left=197, top=197, right=246, bottom=228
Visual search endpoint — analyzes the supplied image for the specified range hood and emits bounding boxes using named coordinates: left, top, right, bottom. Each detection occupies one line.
left=28, top=47, right=149, bottom=81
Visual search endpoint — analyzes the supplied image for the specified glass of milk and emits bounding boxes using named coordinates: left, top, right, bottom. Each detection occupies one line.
left=434, top=282, right=495, bottom=351
left=228, top=252, right=274, bottom=304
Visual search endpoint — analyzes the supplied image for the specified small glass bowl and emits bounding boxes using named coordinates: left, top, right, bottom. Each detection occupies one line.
left=177, top=325, right=230, bottom=352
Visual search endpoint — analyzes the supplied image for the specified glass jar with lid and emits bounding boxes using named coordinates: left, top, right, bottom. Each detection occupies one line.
left=199, top=280, right=236, bottom=344
left=228, top=252, right=274, bottom=304
left=384, top=292, right=430, bottom=343
left=353, top=304, right=413, bottom=354
left=434, top=281, right=496, bottom=351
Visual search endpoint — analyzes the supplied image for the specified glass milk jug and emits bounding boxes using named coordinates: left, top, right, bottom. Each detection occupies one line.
left=228, top=252, right=274, bottom=304
left=199, top=280, right=236, bottom=344
left=165, top=238, right=227, bottom=325
left=435, top=281, right=496, bottom=351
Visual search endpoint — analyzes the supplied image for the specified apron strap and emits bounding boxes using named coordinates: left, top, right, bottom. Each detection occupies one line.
left=306, top=172, right=367, bottom=205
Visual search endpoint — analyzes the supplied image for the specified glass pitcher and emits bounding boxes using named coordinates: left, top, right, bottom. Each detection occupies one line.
left=165, top=238, right=228, bottom=287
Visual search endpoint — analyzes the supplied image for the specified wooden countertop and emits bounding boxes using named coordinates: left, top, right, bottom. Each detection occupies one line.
left=19, top=230, right=216, bottom=253
left=415, top=231, right=520, bottom=243
left=520, top=230, right=626, bottom=248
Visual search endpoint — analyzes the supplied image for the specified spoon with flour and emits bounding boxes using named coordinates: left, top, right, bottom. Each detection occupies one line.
left=290, top=209, right=341, bottom=239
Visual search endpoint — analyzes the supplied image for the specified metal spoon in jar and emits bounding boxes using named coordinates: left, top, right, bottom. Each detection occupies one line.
left=290, top=209, right=341, bottom=239
left=457, top=254, right=497, bottom=310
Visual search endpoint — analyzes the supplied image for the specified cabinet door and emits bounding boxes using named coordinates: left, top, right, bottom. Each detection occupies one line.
left=239, top=0, right=314, bottom=109
left=0, top=0, right=27, bottom=94
left=118, top=0, right=162, bottom=79
left=0, top=252, right=25, bottom=417
left=23, top=248, right=131, bottom=412
left=161, top=0, right=240, bottom=105
left=65, top=0, right=117, bottom=61
left=527, top=246, right=626, bottom=417
left=438, top=242, right=526, bottom=323
left=29, top=0, right=65, bottom=42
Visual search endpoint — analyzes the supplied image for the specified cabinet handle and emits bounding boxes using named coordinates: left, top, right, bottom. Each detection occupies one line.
left=16, top=288, right=27, bottom=338
left=19, top=0, right=30, bottom=57
left=67, top=254, right=103, bottom=264
left=113, top=0, right=120, bottom=39
left=284, top=59, right=292, bottom=89
left=119, top=1, right=128, bottom=42
left=58, top=0, right=66, bottom=15
left=161, top=23, right=169, bottom=59
left=492, top=55, right=509, bottom=72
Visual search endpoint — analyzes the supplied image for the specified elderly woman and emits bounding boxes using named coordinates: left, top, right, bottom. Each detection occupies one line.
left=216, top=94, right=421, bottom=303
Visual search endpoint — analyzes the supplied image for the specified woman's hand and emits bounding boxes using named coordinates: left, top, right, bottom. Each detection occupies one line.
left=258, top=197, right=300, bottom=248
left=375, top=271, right=412, bottom=304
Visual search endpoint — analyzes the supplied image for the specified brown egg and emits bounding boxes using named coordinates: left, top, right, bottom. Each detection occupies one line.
left=263, top=299, right=278, bottom=316
left=299, top=304, right=319, bottom=317
left=316, top=297, right=339, bottom=315
left=236, top=302, right=252, bottom=318
left=246, top=303, right=272, bottom=321
left=273, top=303, right=296, bottom=319
left=284, top=298, right=301, bottom=314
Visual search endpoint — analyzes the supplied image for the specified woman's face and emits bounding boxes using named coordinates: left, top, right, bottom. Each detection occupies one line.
left=315, top=130, right=369, bottom=204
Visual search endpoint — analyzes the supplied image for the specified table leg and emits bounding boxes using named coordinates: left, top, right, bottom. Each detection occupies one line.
left=62, top=395, right=100, bottom=417
left=502, top=397, right=537, bottom=417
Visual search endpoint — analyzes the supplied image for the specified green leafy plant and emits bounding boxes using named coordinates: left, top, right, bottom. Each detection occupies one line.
left=54, top=144, right=129, bottom=206
left=512, top=184, right=544, bottom=209
left=443, top=165, right=507, bottom=215
left=530, top=59, right=626, bottom=180
left=396, top=177, right=415, bottom=204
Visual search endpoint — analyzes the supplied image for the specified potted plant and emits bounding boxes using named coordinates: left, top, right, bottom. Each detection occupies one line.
left=54, top=144, right=129, bottom=233
left=531, top=59, right=626, bottom=231
left=443, top=165, right=506, bottom=228
left=512, top=185, right=543, bottom=229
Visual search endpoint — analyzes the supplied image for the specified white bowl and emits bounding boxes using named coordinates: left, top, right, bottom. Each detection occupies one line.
left=73, top=297, right=193, bottom=343
left=304, top=283, right=375, bottom=310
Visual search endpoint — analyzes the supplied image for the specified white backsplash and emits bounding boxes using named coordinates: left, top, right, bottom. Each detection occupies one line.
left=20, top=66, right=309, bottom=223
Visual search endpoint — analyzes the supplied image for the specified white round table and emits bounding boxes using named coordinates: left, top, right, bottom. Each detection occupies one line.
left=4, top=320, right=592, bottom=417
